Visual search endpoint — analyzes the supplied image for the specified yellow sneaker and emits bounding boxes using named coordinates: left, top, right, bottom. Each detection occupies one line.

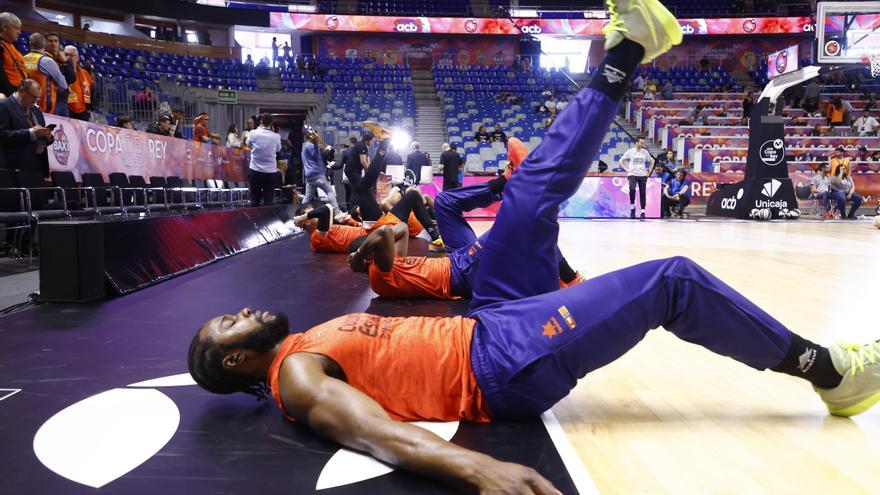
left=815, top=341, right=880, bottom=417
left=604, top=0, right=683, bottom=63
left=363, top=121, right=392, bottom=141
left=428, top=237, right=445, bottom=252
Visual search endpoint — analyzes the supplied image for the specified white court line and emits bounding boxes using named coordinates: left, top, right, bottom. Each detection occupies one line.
left=0, top=389, right=22, bottom=401
left=540, top=410, right=601, bottom=495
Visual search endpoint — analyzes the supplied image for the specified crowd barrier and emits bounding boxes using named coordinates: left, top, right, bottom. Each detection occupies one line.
left=45, top=115, right=249, bottom=183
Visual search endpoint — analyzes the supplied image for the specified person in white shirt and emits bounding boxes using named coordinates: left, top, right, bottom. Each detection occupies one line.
left=619, top=136, right=654, bottom=219
left=852, top=110, right=879, bottom=137
left=810, top=163, right=832, bottom=216
left=226, top=124, right=242, bottom=148
left=632, top=73, right=647, bottom=92
left=245, top=113, right=282, bottom=206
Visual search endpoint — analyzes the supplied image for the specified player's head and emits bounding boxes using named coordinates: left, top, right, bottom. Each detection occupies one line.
left=507, top=137, right=528, bottom=168
left=363, top=130, right=375, bottom=144
left=189, top=308, right=290, bottom=399
left=835, top=145, right=845, bottom=156
left=676, top=169, right=688, bottom=182
left=636, top=137, right=645, bottom=149
left=817, top=163, right=828, bottom=174
left=347, top=236, right=371, bottom=272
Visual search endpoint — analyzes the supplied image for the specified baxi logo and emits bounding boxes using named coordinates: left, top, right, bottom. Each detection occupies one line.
left=394, top=18, right=422, bottom=32
left=464, top=18, right=478, bottom=33
left=742, top=19, right=757, bottom=33
left=325, top=15, right=339, bottom=30
left=52, top=125, right=70, bottom=167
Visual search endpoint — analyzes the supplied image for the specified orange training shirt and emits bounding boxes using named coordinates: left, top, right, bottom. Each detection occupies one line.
left=369, top=256, right=454, bottom=299
left=310, top=224, right=368, bottom=253
left=406, top=212, right=423, bottom=237
left=267, top=313, right=491, bottom=422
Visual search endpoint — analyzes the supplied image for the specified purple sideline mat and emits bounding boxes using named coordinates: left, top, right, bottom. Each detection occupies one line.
left=0, top=234, right=580, bottom=495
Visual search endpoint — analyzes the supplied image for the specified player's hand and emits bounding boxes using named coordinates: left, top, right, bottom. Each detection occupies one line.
left=472, top=459, right=561, bottom=495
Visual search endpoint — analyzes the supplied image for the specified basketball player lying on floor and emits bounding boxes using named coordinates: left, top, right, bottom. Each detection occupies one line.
left=295, top=187, right=438, bottom=254
left=347, top=159, right=585, bottom=299
left=189, top=4, right=880, bottom=493
left=350, top=122, right=445, bottom=250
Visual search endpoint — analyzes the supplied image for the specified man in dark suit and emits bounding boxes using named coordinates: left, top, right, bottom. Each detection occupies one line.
left=406, top=141, right=430, bottom=184
left=0, top=79, right=53, bottom=176
left=439, top=143, right=464, bottom=191
left=342, top=136, right=362, bottom=211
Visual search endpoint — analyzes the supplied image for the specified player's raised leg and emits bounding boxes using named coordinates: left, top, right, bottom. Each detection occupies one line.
left=469, top=0, right=682, bottom=311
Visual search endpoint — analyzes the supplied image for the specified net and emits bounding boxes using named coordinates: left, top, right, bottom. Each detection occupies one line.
left=862, top=53, right=880, bottom=77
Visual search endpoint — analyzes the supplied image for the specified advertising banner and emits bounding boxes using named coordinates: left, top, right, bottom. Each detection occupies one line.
left=688, top=172, right=879, bottom=207
left=680, top=136, right=880, bottom=166
left=426, top=176, right=662, bottom=218
left=272, top=13, right=813, bottom=37
left=767, top=44, right=799, bottom=78
left=318, top=35, right=517, bottom=69
left=45, top=115, right=249, bottom=182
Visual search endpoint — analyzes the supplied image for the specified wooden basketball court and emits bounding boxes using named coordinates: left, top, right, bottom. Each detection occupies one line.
left=496, top=218, right=880, bottom=494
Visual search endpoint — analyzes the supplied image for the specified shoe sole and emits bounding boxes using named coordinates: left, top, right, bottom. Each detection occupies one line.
left=826, top=390, right=880, bottom=417
left=363, top=121, right=392, bottom=140
left=613, top=0, right=683, bottom=59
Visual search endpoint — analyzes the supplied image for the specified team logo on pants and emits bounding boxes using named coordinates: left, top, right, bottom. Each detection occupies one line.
left=558, top=306, right=576, bottom=329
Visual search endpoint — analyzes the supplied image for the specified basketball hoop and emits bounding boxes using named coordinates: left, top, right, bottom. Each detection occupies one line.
left=861, top=53, right=880, bottom=78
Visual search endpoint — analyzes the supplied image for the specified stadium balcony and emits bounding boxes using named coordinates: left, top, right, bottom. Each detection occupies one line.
left=634, top=66, right=739, bottom=93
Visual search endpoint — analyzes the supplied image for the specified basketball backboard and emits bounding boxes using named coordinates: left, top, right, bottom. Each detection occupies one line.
left=816, top=1, right=880, bottom=66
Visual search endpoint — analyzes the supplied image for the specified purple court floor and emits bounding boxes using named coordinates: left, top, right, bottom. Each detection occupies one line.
left=0, top=233, right=581, bottom=495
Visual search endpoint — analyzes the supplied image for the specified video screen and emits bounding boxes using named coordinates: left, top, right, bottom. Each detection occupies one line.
left=767, top=44, right=799, bottom=78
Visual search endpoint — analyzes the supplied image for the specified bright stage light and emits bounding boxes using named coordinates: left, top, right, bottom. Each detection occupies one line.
left=390, top=130, right=411, bottom=151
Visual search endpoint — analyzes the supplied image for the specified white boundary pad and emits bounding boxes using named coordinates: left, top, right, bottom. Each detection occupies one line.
left=817, top=2, right=880, bottom=65
left=541, top=410, right=601, bottom=495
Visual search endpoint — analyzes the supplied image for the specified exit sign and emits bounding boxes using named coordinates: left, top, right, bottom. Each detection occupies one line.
left=217, top=89, right=237, bottom=104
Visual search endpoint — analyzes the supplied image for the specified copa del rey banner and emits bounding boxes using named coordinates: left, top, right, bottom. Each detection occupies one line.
left=45, top=115, right=249, bottom=182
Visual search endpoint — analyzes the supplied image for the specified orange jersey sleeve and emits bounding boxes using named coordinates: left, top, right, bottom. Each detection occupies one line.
left=310, top=225, right=368, bottom=253
left=267, top=314, right=491, bottom=422
left=368, top=212, right=402, bottom=231
left=368, top=256, right=455, bottom=299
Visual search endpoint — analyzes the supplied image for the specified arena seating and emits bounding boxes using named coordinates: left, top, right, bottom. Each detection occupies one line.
left=318, top=91, right=416, bottom=144
left=635, top=66, right=739, bottom=93
left=14, top=32, right=257, bottom=91
left=627, top=89, right=880, bottom=178
left=281, top=57, right=411, bottom=93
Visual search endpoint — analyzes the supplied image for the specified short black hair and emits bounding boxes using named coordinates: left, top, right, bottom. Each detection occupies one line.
left=158, top=115, right=172, bottom=123
left=260, top=113, right=273, bottom=127
left=187, top=330, right=269, bottom=400
left=363, top=130, right=375, bottom=141
left=116, top=116, right=132, bottom=126
left=836, top=146, right=845, bottom=152
left=449, top=143, right=457, bottom=151
left=44, top=31, right=60, bottom=40
left=349, top=137, right=358, bottom=145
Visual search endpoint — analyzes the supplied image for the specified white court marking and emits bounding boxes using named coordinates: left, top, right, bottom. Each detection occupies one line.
left=0, top=388, right=21, bottom=401
left=541, top=411, right=601, bottom=495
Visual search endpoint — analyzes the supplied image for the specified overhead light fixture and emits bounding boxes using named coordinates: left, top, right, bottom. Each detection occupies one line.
left=55, top=14, right=65, bottom=19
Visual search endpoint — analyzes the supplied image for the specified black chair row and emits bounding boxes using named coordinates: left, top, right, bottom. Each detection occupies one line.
left=0, top=170, right=253, bottom=262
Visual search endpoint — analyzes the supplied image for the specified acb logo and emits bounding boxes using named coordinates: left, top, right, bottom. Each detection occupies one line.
left=519, top=24, right=542, bottom=34
left=394, top=19, right=421, bottom=32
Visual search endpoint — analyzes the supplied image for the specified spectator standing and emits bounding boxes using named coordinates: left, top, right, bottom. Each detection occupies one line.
left=23, top=33, right=67, bottom=115
left=661, top=80, right=674, bottom=99
left=134, top=86, right=156, bottom=120
left=244, top=54, right=254, bottom=67
left=829, top=146, right=850, bottom=176
left=246, top=113, right=282, bottom=207
left=146, top=115, right=173, bottom=136
left=644, top=79, right=657, bottom=100
left=802, top=80, right=820, bottom=108
left=282, top=42, right=291, bottom=61
left=63, top=46, right=93, bottom=121
left=241, top=116, right=256, bottom=150
left=491, top=124, right=508, bottom=144
left=0, top=13, right=25, bottom=97
left=619, top=137, right=654, bottom=219
left=301, top=126, right=339, bottom=209
left=829, top=162, right=863, bottom=219
left=655, top=150, right=676, bottom=182
left=406, top=141, right=430, bottom=184
left=826, top=97, right=846, bottom=126
left=662, top=169, right=692, bottom=218
left=43, top=32, right=73, bottom=117
left=439, top=143, right=464, bottom=191
left=226, top=124, right=242, bottom=147
left=341, top=137, right=359, bottom=209
left=742, top=91, right=755, bottom=122
left=271, top=38, right=279, bottom=68
left=632, top=73, right=647, bottom=92
left=852, top=110, right=879, bottom=136
left=810, top=163, right=832, bottom=217
left=171, top=107, right=185, bottom=138
left=0, top=79, right=53, bottom=176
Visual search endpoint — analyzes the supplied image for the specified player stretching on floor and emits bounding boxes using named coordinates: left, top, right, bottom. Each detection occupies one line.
left=189, top=3, right=880, bottom=493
